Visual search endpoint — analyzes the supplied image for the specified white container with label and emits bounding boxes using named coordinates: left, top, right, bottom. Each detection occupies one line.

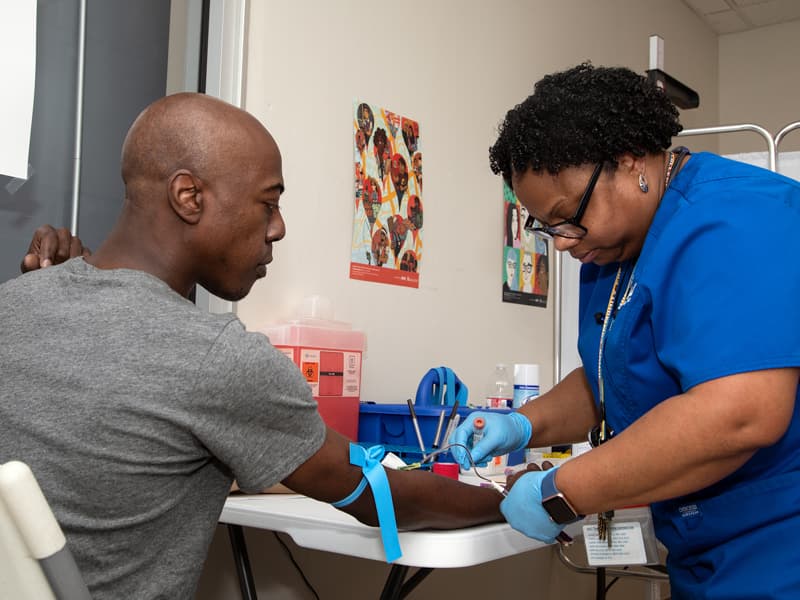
left=512, top=363, right=540, bottom=409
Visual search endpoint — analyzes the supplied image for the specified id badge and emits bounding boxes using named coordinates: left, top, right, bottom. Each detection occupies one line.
left=581, top=506, right=660, bottom=567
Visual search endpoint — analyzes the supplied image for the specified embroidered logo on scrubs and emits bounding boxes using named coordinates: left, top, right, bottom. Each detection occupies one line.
left=678, top=504, right=700, bottom=518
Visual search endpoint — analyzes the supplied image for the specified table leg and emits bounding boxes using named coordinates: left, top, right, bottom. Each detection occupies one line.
left=397, top=567, right=433, bottom=599
left=379, top=564, right=409, bottom=600
left=226, top=522, right=435, bottom=600
left=379, top=565, right=434, bottom=600
left=227, top=524, right=258, bottom=600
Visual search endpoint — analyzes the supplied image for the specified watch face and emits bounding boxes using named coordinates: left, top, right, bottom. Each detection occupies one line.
left=543, top=495, right=578, bottom=525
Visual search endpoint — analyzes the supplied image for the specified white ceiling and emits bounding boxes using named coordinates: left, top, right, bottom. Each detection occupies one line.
left=682, top=0, right=800, bottom=34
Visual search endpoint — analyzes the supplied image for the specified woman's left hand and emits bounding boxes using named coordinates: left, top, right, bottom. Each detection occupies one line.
left=501, top=461, right=565, bottom=543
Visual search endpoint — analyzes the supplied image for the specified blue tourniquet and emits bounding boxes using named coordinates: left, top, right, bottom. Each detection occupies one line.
left=330, top=444, right=401, bottom=562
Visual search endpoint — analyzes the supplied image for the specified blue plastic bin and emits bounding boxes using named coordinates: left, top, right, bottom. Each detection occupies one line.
left=357, top=403, right=525, bottom=466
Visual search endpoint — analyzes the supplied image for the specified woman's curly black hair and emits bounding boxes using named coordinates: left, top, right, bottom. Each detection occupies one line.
left=489, top=62, right=682, bottom=183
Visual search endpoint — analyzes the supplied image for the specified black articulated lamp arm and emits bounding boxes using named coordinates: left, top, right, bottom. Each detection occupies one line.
left=646, top=69, right=700, bottom=109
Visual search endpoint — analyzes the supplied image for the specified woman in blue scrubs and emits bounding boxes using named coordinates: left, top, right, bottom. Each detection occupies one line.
left=452, top=63, right=800, bottom=599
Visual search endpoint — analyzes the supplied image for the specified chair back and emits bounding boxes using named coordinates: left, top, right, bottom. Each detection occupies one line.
left=0, top=461, right=91, bottom=600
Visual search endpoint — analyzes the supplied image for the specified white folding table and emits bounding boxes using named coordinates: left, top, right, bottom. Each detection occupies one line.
left=220, top=493, right=567, bottom=599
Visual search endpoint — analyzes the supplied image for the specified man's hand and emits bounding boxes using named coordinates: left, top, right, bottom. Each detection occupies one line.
left=504, top=460, right=554, bottom=490
left=21, top=225, right=91, bottom=273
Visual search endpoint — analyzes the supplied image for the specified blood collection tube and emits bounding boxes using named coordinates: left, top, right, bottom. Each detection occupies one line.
left=472, top=417, right=486, bottom=444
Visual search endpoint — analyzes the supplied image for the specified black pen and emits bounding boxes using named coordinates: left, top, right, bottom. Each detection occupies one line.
left=406, top=398, right=427, bottom=458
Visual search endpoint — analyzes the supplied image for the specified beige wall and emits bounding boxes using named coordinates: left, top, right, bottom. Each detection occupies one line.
left=196, top=1, right=715, bottom=599
left=235, top=0, right=718, bottom=405
left=717, top=20, right=800, bottom=154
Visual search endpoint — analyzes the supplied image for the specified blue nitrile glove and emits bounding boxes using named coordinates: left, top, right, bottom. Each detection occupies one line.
left=448, top=411, right=532, bottom=471
left=500, top=470, right=565, bottom=543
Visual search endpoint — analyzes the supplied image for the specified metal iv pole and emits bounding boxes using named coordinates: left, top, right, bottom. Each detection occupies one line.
left=70, top=0, right=87, bottom=236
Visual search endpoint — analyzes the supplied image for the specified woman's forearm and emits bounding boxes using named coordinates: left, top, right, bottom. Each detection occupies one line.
left=518, top=367, right=599, bottom=447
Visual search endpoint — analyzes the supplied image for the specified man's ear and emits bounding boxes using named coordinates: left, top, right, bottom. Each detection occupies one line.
left=168, top=170, right=203, bottom=224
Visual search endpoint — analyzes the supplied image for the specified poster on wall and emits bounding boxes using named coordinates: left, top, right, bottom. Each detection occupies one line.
left=502, top=182, right=549, bottom=307
left=349, top=100, right=422, bottom=288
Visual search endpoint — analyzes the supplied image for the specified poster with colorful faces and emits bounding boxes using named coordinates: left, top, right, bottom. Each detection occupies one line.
left=502, top=181, right=549, bottom=307
left=350, top=101, right=422, bottom=288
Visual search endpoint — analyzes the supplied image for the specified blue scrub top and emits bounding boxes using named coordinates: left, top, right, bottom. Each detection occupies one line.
left=578, top=152, right=800, bottom=598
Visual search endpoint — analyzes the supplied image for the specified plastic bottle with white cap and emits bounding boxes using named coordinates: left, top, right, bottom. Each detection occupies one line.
left=484, top=363, right=514, bottom=409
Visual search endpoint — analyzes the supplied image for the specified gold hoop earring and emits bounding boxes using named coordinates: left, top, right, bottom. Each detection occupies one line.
left=638, top=173, right=649, bottom=193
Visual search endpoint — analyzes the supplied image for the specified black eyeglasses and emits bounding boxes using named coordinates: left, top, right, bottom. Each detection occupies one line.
left=523, top=162, right=604, bottom=239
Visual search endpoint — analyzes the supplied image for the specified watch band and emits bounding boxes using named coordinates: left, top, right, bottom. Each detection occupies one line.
left=541, top=469, right=584, bottom=524
left=540, top=469, right=560, bottom=499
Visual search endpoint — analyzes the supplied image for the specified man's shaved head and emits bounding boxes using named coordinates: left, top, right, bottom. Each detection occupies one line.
left=94, top=93, right=285, bottom=301
left=120, top=93, right=271, bottom=201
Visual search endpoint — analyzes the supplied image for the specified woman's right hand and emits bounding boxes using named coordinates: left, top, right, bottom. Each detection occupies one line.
left=448, top=411, right=532, bottom=471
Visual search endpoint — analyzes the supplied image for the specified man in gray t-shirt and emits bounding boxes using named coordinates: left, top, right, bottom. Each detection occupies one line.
left=1, top=258, right=324, bottom=599
left=2, top=93, right=503, bottom=599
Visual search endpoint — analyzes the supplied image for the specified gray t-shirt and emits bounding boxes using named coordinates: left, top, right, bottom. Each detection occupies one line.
left=0, top=258, right=326, bottom=599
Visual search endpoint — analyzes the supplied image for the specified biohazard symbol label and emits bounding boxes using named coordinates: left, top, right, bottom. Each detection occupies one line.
left=301, top=362, right=319, bottom=383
